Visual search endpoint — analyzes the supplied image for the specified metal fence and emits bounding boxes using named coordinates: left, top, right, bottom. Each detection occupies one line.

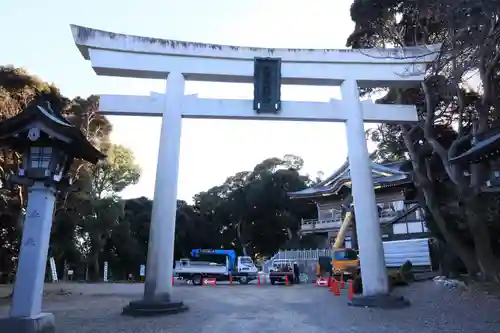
left=271, top=249, right=334, bottom=261
left=262, top=248, right=333, bottom=273
left=263, top=239, right=433, bottom=273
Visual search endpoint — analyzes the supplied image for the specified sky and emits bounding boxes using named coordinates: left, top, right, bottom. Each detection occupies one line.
left=0, top=0, right=377, bottom=203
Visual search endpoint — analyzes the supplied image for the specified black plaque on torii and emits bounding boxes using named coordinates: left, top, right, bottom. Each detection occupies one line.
left=253, top=57, right=282, bottom=114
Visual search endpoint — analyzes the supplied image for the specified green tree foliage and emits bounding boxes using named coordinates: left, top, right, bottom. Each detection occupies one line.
left=190, top=156, right=315, bottom=259
left=0, top=66, right=70, bottom=282
left=90, top=144, right=141, bottom=199
left=0, top=66, right=318, bottom=281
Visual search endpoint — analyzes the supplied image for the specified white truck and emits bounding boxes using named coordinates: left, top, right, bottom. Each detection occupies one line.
left=269, top=259, right=296, bottom=285
left=174, top=249, right=259, bottom=285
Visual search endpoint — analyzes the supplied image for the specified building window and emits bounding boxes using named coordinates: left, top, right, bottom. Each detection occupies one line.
left=392, top=200, right=404, bottom=211
left=393, top=220, right=427, bottom=235
left=393, top=223, right=408, bottom=234
left=318, top=209, right=331, bottom=220
left=344, top=236, right=352, bottom=249
left=416, top=208, right=425, bottom=221
left=318, top=208, right=341, bottom=221
left=408, top=221, right=423, bottom=233
left=377, top=200, right=405, bottom=219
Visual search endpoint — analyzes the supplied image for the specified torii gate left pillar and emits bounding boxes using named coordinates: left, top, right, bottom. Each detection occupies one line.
left=70, top=24, right=438, bottom=313
left=121, top=73, right=188, bottom=315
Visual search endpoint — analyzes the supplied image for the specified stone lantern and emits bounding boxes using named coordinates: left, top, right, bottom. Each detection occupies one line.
left=0, top=100, right=105, bottom=333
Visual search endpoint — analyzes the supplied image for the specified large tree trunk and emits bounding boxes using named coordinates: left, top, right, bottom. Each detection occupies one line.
left=285, top=227, right=295, bottom=249
left=465, top=194, right=500, bottom=283
left=236, top=222, right=248, bottom=256
left=401, top=127, right=480, bottom=275
left=93, top=255, right=100, bottom=280
left=414, top=167, right=479, bottom=275
left=424, top=193, right=479, bottom=276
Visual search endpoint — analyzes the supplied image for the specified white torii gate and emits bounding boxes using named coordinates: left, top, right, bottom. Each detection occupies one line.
left=71, top=25, right=438, bottom=310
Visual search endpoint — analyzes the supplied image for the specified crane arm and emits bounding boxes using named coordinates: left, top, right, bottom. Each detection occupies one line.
left=190, top=249, right=236, bottom=265
left=333, top=211, right=354, bottom=249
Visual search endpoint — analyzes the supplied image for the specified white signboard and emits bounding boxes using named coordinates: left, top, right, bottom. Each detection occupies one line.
left=103, top=261, right=109, bottom=282
left=49, top=257, right=58, bottom=282
left=139, top=264, right=146, bottom=277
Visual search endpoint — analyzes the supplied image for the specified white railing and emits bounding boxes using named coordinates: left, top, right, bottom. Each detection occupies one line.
left=301, top=209, right=405, bottom=232
left=301, top=218, right=342, bottom=232
left=302, top=217, right=342, bottom=225
left=262, top=248, right=334, bottom=272
left=264, top=238, right=432, bottom=271
left=272, top=248, right=335, bottom=261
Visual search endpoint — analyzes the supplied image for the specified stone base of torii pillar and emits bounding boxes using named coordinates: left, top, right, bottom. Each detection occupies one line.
left=349, top=294, right=410, bottom=309
left=122, top=298, right=188, bottom=317
left=0, top=313, right=55, bottom=333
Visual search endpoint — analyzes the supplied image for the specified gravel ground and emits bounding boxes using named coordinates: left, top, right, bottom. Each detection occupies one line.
left=1, top=281, right=500, bottom=333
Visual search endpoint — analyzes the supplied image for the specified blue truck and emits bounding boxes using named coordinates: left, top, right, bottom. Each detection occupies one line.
left=174, top=249, right=259, bottom=285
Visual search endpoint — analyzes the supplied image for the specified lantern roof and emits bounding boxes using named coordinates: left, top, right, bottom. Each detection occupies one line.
left=0, top=100, right=105, bottom=164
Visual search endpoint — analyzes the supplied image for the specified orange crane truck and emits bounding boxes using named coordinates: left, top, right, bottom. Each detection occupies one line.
left=330, top=211, right=361, bottom=278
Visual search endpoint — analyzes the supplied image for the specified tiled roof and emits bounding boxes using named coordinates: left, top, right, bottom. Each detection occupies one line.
left=449, top=130, right=500, bottom=164
left=289, top=159, right=411, bottom=199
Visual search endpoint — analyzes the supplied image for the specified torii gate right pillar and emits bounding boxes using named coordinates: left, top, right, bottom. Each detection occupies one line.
left=342, top=79, right=409, bottom=308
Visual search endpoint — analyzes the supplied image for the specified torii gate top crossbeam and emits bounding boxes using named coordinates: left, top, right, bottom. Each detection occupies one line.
left=71, top=25, right=440, bottom=88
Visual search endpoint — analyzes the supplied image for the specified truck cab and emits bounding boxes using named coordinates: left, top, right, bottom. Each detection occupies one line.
left=332, top=248, right=360, bottom=275
left=236, top=256, right=258, bottom=275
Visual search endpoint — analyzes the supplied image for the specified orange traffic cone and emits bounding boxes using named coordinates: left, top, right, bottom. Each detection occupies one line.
left=329, top=279, right=336, bottom=292
left=340, top=274, right=345, bottom=289
left=348, top=280, right=354, bottom=300
left=285, top=275, right=290, bottom=286
left=333, top=280, right=340, bottom=296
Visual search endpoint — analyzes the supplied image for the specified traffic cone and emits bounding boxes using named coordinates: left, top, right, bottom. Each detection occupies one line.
left=329, top=278, right=337, bottom=292
left=333, top=280, right=340, bottom=296
left=340, top=274, right=345, bottom=289
left=348, top=280, right=354, bottom=300
left=285, top=275, right=289, bottom=286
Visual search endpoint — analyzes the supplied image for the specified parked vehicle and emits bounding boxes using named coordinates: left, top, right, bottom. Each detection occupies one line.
left=174, top=249, right=258, bottom=285
left=269, top=259, right=295, bottom=285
